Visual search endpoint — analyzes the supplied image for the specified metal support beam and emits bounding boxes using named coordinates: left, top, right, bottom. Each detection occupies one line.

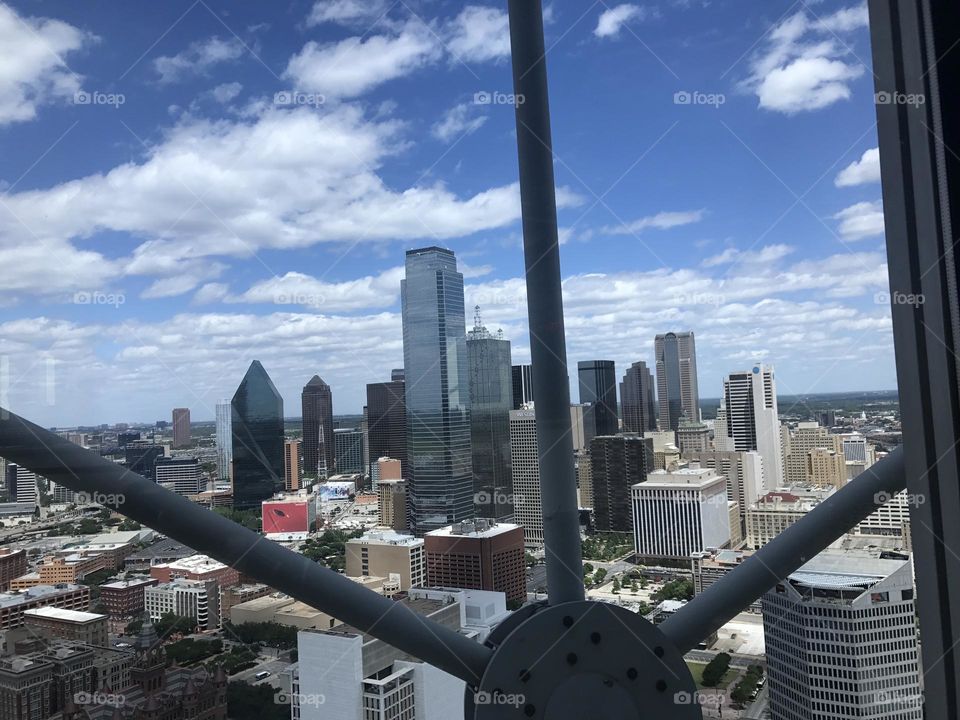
left=0, top=407, right=492, bottom=685
left=869, top=1, right=960, bottom=715
left=508, top=0, right=584, bottom=604
left=661, top=448, right=906, bottom=653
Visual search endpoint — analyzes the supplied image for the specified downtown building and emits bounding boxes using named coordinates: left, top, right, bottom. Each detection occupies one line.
left=578, top=360, right=619, bottom=436
left=424, top=520, right=525, bottom=604
left=284, top=439, right=302, bottom=491
left=401, top=247, right=473, bottom=534
left=620, top=360, right=657, bottom=433
left=654, top=331, right=700, bottom=430
left=631, top=465, right=731, bottom=560
left=334, top=427, right=364, bottom=475
left=783, top=422, right=845, bottom=486
left=231, top=360, right=285, bottom=510
left=171, top=407, right=191, bottom=449
left=366, top=373, right=407, bottom=488
left=716, top=364, right=784, bottom=490
left=466, top=313, right=513, bottom=522
left=302, top=375, right=334, bottom=479
left=686, top=449, right=764, bottom=543
left=345, top=530, right=426, bottom=591
left=589, top=434, right=655, bottom=532
left=214, top=399, right=232, bottom=481
left=511, top=364, right=534, bottom=410
left=155, top=457, right=205, bottom=496
left=763, top=550, right=922, bottom=720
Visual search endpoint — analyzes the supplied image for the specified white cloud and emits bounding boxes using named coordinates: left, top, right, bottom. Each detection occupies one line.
left=211, top=82, right=243, bottom=103
left=702, top=244, right=794, bottom=267
left=594, top=5, right=649, bottom=38
left=153, top=36, right=246, bottom=84
left=226, top=267, right=404, bottom=312
left=284, top=24, right=440, bottom=98
left=603, top=209, right=705, bottom=235
left=835, top=147, right=880, bottom=186
left=307, top=0, right=388, bottom=27
left=833, top=200, right=885, bottom=240
left=431, top=103, right=487, bottom=143
left=0, top=4, right=91, bottom=125
left=445, top=6, right=511, bottom=63
left=744, top=5, right=868, bottom=114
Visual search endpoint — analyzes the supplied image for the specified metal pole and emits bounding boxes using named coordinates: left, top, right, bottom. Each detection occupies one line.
left=507, top=0, right=584, bottom=604
left=661, top=448, right=906, bottom=653
left=0, top=408, right=491, bottom=684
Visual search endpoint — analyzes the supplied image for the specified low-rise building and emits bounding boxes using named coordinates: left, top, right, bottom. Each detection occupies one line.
left=144, top=579, right=219, bottom=631
left=745, top=486, right=835, bottom=548
left=99, top=577, right=158, bottom=630
left=0, top=548, right=27, bottom=592
left=424, top=520, right=525, bottom=603
left=0, top=585, right=91, bottom=630
left=345, top=530, right=424, bottom=591
left=149, top=554, right=239, bottom=589
left=23, top=607, right=108, bottom=647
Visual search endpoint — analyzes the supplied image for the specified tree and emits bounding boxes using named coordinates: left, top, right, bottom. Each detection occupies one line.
left=611, top=577, right=621, bottom=594
left=593, top=568, right=607, bottom=585
left=701, top=653, right=732, bottom=687
left=583, top=563, right=594, bottom=575
left=226, top=682, right=289, bottom=720
left=651, top=578, right=694, bottom=603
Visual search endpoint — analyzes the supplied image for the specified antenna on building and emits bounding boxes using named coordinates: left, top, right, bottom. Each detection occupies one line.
left=474, top=304, right=482, bottom=331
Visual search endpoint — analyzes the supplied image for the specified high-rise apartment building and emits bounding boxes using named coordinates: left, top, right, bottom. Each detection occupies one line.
left=366, top=377, right=406, bottom=488
left=716, top=364, right=783, bottom=490
left=746, top=487, right=835, bottom=548
left=511, top=364, right=534, bottom=410
left=345, top=530, right=425, bottom=591
left=589, top=434, right=655, bottom=532
left=620, top=361, right=657, bottom=433
left=508, top=407, right=543, bottom=547
left=171, top=408, right=191, bottom=449
left=231, top=360, right=285, bottom=510
left=377, top=478, right=407, bottom=531
left=631, top=465, right=731, bottom=559
left=654, top=331, right=700, bottom=430
left=424, top=520, right=525, bottom=603
left=215, top=399, right=232, bottom=481
left=577, top=360, right=618, bottom=436
left=301, top=375, right=334, bottom=479
left=783, top=422, right=843, bottom=485
left=467, top=311, right=513, bottom=522
left=763, top=550, right=922, bottom=720
left=154, top=457, right=204, bottom=496
left=401, top=247, right=473, bottom=535
left=284, top=439, right=302, bottom=491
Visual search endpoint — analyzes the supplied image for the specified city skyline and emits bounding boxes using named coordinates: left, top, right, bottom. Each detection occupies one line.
left=0, top=1, right=896, bottom=428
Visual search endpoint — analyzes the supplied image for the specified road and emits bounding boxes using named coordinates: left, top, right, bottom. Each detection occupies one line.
left=525, top=565, right=547, bottom=593
left=232, top=656, right=293, bottom=685
left=685, top=649, right=765, bottom=670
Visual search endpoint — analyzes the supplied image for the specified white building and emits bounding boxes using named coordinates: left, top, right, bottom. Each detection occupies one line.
left=291, top=588, right=504, bottom=720
left=858, top=489, right=911, bottom=537
left=144, top=578, right=218, bottom=630
left=155, top=457, right=205, bottom=496
left=763, top=550, right=921, bottom=720
left=631, top=464, right=731, bottom=559
left=215, top=399, right=232, bottom=481
left=685, top=449, right=763, bottom=541
left=745, top=486, right=835, bottom=548
left=715, top=364, right=783, bottom=490
left=509, top=407, right=543, bottom=548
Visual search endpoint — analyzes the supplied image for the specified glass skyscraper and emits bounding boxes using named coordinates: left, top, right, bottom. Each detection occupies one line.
left=577, top=360, right=619, bottom=437
left=366, top=376, right=406, bottom=487
left=302, top=375, right=334, bottom=478
left=620, top=361, right=657, bottom=433
left=467, top=313, right=513, bottom=521
left=401, top=247, right=473, bottom=535
left=231, top=360, right=285, bottom=509
left=654, top=331, right=700, bottom=431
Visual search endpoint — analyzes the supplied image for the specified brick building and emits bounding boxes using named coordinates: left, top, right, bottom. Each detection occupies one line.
left=424, top=520, right=525, bottom=603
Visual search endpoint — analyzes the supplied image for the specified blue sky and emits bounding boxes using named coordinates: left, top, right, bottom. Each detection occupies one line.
left=0, top=0, right=892, bottom=426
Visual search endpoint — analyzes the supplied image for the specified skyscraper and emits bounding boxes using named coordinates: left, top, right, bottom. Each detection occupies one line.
left=763, top=550, right=922, bottom=720
left=510, top=407, right=543, bottom=547
left=619, top=361, right=656, bottom=433
left=334, top=427, right=364, bottom=475
left=231, top=360, right=285, bottom=510
left=467, top=309, right=513, bottom=522
left=284, top=439, right=302, bottom=491
left=716, top=364, right=784, bottom=490
left=589, top=434, right=655, bottom=532
left=511, top=364, right=534, bottom=410
left=402, top=247, right=473, bottom=535
left=366, top=376, right=406, bottom=488
left=654, top=331, right=700, bottom=430
left=171, top=408, right=191, bottom=449
left=577, top=360, right=618, bottom=436
left=301, top=376, right=334, bottom=479
left=215, top=399, right=232, bottom=481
